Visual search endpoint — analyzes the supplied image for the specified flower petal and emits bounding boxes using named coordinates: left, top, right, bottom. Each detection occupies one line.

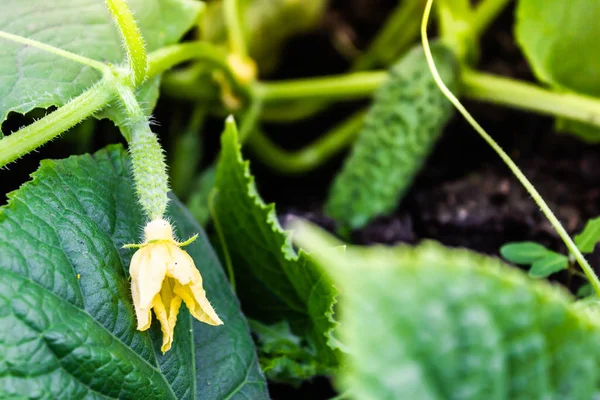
left=167, top=245, right=196, bottom=285
left=134, top=243, right=169, bottom=311
left=174, top=277, right=223, bottom=326
left=131, top=276, right=152, bottom=331
left=152, top=293, right=174, bottom=353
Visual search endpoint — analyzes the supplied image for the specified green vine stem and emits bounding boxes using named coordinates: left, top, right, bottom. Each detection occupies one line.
left=149, top=43, right=232, bottom=82
left=247, top=111, right=366, bottom=174
left=254, top=72, right=387, bottom=103
left=254, top=69, right=600, bottom=129
left=352, top=0, right=425, bottom=70
left=223, top=0, right=247, bottom=58
left=0, top=82, right=114, bottom=167
left=105, top=0, right=148, bottom=86
left=423, top=0, right=600, bottom=296
left=471, top=0, right=512, bottom=38
left=238, top=95, right=263, bottom=143
left=436, top=0, right=474, bottom=60
left=260, top=102, right=328, bottom=123
left=461, top=69, right=600, bottom=126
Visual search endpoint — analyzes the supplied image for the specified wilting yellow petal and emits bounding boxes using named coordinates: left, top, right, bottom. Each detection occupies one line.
left=166, top=247, right=196, bottom=285
left=174, top=279, right=223, bottom=326
left=130, top=244, right=168, bottom=331
left=152, top=293, right=173, bottom=352
left=126, top=218, right=223, bottom=352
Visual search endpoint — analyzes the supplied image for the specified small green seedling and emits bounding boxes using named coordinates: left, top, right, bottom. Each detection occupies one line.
left=500, top=242, right=569, bottom=278
left=501, top=216, right=600, bottom=281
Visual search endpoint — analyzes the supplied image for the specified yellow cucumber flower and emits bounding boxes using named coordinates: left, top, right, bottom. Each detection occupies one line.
left=126, top=218, right=223, bottom=353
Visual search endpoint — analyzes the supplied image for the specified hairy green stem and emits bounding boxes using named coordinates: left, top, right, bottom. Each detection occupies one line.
left=423, top=0, right=600, bottom=296
left=105, top=0, right=148, bottom=86
left=116, top=84, right=169, bottom=220
left=0, top=81, right=114, bottom=168
left=472, top=0, right=511, bottom=38
left=248, top=111, right=365, bottom=174
left=462, top=69, right=600, bottom=127
left=254, top=72, right=387, bottom=103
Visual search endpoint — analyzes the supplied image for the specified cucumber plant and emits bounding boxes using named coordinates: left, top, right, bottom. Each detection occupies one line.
left=2, top=0, right=600, bottom=398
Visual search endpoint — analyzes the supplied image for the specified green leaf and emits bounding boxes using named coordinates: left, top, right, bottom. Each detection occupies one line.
left=250, top=320, right=320, bottom=383
left=528, top=252, right=569, bottom=278
left=500, top=241, right=550, bottom=264
left=0, top=146, right=268, bottom=399
left=577, top=284, right=594, bottom=298
left=293, top=222, right=600, bottom=400
left=575, top=216, right=600, bottom=254
left=515, top=0, right=600, bottom=96
left=515, top=0, right=600, bottom=140
left=555, top=118, right=600, bottom=144
left=0, top=0, right=201, bottom=124
left=212, top=118, right=340, bottom=376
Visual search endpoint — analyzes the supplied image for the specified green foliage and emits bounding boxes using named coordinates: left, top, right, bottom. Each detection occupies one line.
left=0, top=146, right=267, bottom=399
left=0, top=0, right=200, bottom=125
left=515, top=0, right=600, bottom=140
left=294, top=222, right=600, bottom=400
left=500, top=242, right=568, bottom=278
left=500, top=242, right=551, bottom=264
left=325, top=42, right=458, bottom=230
left=515, top=0, right=600, bottom=96
left=528, top=253, right=569, bottom=278
left=212, top=119, right=340, bottom=379
left=575, top=216, right=600, bottom=254
left=250, top=320, right=321, bottom=384
left=502, top=214, right=600, bottom=279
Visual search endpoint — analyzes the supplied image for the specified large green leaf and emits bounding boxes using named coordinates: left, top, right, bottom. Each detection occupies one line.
left=212, top=119, right=340, bottom=379
left=0, top=146, right=268, bottom=399
left=0, top=0, right=201, bottom=124
left=515, top=0, right=600, bottom=96
left=294, top=222, right=600, bottom=400
left=249, top=320, right=321, bottom=383
left=515, top=0, right=600, bottom=140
